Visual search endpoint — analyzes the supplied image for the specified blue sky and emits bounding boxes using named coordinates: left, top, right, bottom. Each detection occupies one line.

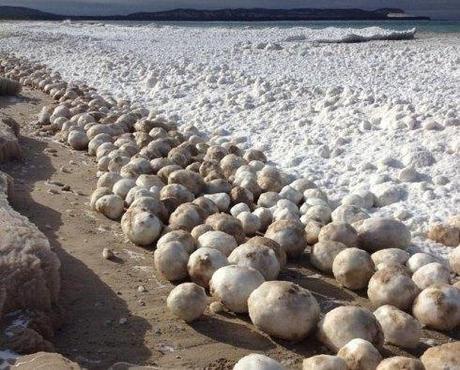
left=0, top=1, right=459, bottom=19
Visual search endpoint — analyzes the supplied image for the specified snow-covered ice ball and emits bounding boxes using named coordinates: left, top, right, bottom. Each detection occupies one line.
left=198, top=230, right=238, bottom=256
left=237, top=211, right=261, bottom=235
left=210, top=265, right=264, bottom=313
left=121, top=209, right=162, bottom=246
left=371, top=182, right=406, bottom=207
left=68, top=129, right=89, bottom=150
left=303, top=188, right=327, bottom=202
left=302, top=355, right=347, bottom=370
left=427, top=223, right=460, bottom=247
left=248, top=281, right=320, bottom=341
left=53, top=104, right=71, bottom=118
left=97, top=172, right=122, bottom=190
left=290, top=178, right=316, bottom=193
left=317, top=306, right=384, bottom=352
left=331, top=205, right=369, bottom=224
left=122, top=157, right=152, bottom=177
left=228, top=243, right=280, bottom=280
left=257, top=166, right=283, bottom=193
left=273, top=208, right=299, bottom=223
left=88, top=133, right=112, bottom=156
left=376, top=357, right=424, bottom=370
left=367, top=266, right=419, bottom=310
left=305, top=220, right=322, bottom=245
left=96, top=142, right=115, bottom=159
left=167, top=283, right=207, bottom=322
left=305, top=205, right=332, bottom=224
left=257, top=192, right=281, bottom=208
left=246, top=236, right=287, bottom=268
left=205, top=213, right=245, bottom=244
left=220, top=153, right=246, bottom=178
left=130, top=196, right=168, bottom=222
left=136, top=174, right=164, bottom=189
left=125, top=186, right=155, bottom=206
left=337, top=338, right=382, bottom=370
left=354, top=189, right=376, bottom=209
left=230, top=202, right=250, bottom=217
left=204, top=192, right=231, bottom=212
left=243, top=149, right=267, bottom=163
left=252, top=208, right=272, bottom=232
left=276, top=199, right=300, bottom=215
left=421, top=342, right=460, bottom=370
left=413, top=284, right=460, bottom=331
left=230, top=186, right=255, bottom=207
left=97, top=155, right=110, bottom=172
left=406, top=252, right=439, bottom=273
left=206, top=178, right=232, bottom=194
left=90, top=187, right=112, bottom=210
left=357, top=218, right=411, bottom=252
left=234, top=354, right=284, bottom=370
left=310, top=241, right=347, bottom=274
left=157, top=230, right=196, bottom=254
left=154, top=241, right=189, bottom=281
left=412, top=262, right=450, bottom=290
left=333, top=248, right=375, bottom=290
left=398, top=166, right=420, bottom=182
left=190, top=224, right=211, bottom=239
left=248, top=160, right=265, bottom=171
left=160, top=184, right=194, bottom=207
left=108, top=155, right=130, bottom=174
left=341, top=194, right=366, bottom=208
left=113, top=178, right=136, bottom=200
left=279, top=185, right=303, bottom=204
left=374, top=305, right=422, bottom=349
left=449, top=246, right=460, bottom=275
left=402, top=148, right=435, bottom=168
left=169, top=203, right=204, bottom=231
left=371, top=249, right=410, bottom=266
left=95, top=194, right=124, bottom=220
left=187, top=247, right=228, bottom=288
left=193, top=196, right=219, bottom=217
left=318, top=222, right=358, bottom=247
left=265, top=219, right=307, bottom=259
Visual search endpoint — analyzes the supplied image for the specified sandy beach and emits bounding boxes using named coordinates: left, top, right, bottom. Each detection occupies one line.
left=0, top=20, right=459, bottom=369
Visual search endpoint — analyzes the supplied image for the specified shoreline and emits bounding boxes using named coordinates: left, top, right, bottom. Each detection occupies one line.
left=0, top=18, right=459, bottom=366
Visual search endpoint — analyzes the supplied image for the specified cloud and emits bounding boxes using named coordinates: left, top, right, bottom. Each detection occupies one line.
left=0, top=0, right=458, bottom=19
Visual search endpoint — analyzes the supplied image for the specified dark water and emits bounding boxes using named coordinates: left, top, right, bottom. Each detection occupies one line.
left=98, top=20, right=460, bottom=33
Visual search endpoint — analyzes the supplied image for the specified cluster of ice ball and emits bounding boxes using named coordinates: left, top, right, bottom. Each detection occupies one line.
left=3, top=54, right=459, bottom=368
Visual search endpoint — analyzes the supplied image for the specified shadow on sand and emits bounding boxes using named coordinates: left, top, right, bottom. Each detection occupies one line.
left=1, top=120, right=152, bottom=369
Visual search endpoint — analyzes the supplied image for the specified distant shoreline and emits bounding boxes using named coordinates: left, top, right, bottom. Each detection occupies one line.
left=0, top=6, right=431, bottom=22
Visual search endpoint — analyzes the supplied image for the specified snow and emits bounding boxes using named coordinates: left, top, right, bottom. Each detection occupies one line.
left=0, top=21, right=459, bottom=259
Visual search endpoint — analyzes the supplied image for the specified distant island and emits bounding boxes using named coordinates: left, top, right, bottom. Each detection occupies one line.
left=0, top=6, right=430, bottom=21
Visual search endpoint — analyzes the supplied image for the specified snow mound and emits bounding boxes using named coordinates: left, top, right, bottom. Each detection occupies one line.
left=283, top=27, right=416, bottom=43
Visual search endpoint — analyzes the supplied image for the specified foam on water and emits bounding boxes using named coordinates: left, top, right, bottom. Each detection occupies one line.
left=0, top=21, right=458, bottom=259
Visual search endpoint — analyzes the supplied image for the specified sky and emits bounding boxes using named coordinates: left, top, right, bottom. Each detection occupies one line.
left=0, top=0, right=458, bottom=19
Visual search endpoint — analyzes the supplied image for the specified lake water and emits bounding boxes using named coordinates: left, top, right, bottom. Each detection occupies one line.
left=99, top=20, right=460, bottom=33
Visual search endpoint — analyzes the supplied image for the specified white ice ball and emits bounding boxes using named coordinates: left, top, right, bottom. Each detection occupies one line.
left=374, top=305, right=422, bottom=349
left=210, top=265, right=264, bottom=313
left=167, top=282, right=207, bottom=322
left=248, top=281, right=320, bottom=341
left=234, top=354, right=284, bottom=370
